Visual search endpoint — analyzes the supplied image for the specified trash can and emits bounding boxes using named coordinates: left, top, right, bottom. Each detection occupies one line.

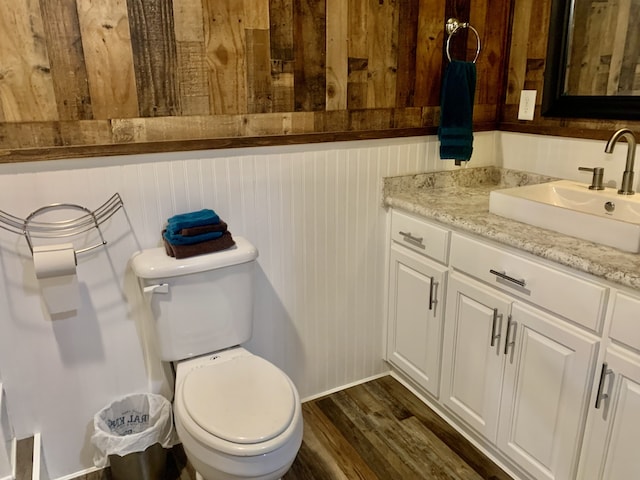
left=91, top=393, right=174, bottom=480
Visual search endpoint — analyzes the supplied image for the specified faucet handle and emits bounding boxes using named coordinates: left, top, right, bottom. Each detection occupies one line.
left=578, top=167, right=605, bottom=190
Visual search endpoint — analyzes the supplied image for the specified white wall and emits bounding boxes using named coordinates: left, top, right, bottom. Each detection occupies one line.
left=0, top=133, right=498, bottom=479
left=499, top=131, right=638, bottom=190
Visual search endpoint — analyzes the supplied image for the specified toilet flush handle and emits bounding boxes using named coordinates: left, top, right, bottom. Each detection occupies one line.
left=143, top=283, right=169, bottom=294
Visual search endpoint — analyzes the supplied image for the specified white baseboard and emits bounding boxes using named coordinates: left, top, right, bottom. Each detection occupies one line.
left=52, top=466, right=102, bottom=480
left=300, top=371, right=390, bottom=403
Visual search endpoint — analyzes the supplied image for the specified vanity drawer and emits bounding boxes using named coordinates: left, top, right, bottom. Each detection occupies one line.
left=610, top=292, right=640, bottom=352
left=451, top=233, right=608, bottom=331
left=391, top=210, right=450, bottom=264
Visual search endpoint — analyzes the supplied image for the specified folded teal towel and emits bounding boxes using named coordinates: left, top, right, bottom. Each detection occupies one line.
left=438, top=61, right=476, bottom=162
left=167, top=209, right=220, bottom=235
left=163, top=229, right=223, bottom=246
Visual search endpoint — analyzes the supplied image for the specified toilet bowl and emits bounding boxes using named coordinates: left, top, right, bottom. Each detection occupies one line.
left=131, top=237, right=304, bottom=479
left=173, top=348, right=303, bottom=480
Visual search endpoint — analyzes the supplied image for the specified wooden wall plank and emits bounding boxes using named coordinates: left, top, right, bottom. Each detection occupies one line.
left=175, top=42, right=211, bottom=115
left=326, top=0, right=348, bottom=111
left=245, top=1, right=272, bottom=113
left=269, top=0, right=295, bottom=111
left=347, top=0, right=368, bottom=109
left=470, top=0, right=509, bottom=107
left=293, top=0, right=326, bottom=111
left=202, top=0, right=247, bottom=114
left=395, top=0, right=419, bottom=107
left=414, top=0, right=445, bottom=107
left=0, top=0, right=536, bottom=161
left=245, top=0, right=270, bottom=29
left=366, top=0, right=399, bottom=108
left=173, top=0, right=210, bottom=115
left=173, top=0, right=205, bottom=42
left=269, top=0, right=295, bottom=61
left=505, top=0, right=534, bottom=105
left=246, top=29, right=274, bottom=113
left=565, top=0, right=590, bottom=95
left=38, top=0, right=93, bottom=121
left=607, top=0, right=631, bottom=95
left=444, top=0, right=470, bottom=63
left=127, top=0, right=180, bottom=117
left=522, top=0, right=549, bottom=94
left=619, top=2, right=640, bottom=94
left=76, top=0, right=140, bottom=119
left=0, top=0, right=58, bottom=122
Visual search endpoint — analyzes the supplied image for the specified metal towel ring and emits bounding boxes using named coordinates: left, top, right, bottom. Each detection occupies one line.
left=445, top=18, right=481, bottom=63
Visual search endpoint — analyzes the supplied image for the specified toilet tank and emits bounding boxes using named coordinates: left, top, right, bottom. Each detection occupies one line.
left=131, top=237, right=259, bottom=361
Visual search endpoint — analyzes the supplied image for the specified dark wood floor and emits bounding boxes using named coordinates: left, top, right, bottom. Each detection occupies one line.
left=284, top=375, right=512, bottom=480
left=66, top=375, right=512, bottom=480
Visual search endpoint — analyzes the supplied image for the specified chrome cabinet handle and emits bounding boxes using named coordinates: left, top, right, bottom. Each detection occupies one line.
left=428, top=278, right=438, bottom=313
left=490, top=269, right=526, bottom=288
left=399, top=231, right=425, bottom=249
left=595, top=362, right=614, bottom=409
left=490, top=308, right=501, bottom=347
left=504, top=315, right=516, bottom=355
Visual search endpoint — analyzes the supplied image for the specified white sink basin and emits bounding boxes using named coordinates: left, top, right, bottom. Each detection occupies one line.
left=489, top=180, right=640, bottom=253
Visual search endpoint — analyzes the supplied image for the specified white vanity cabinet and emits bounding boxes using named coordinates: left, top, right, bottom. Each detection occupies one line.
left=386, top=210, right=449, bottom=398
left=385, top=208, right=612, bottom=480
left=442, top=273, right=599, bottom=480
left=578, top=292, right=640, bottom=480
left=442, top=233, right=601, bottom=480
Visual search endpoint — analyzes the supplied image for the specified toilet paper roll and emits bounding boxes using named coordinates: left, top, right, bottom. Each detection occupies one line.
left=33, top=244, right=79, bottom=314
left=33, top=243, right=77, bottom=279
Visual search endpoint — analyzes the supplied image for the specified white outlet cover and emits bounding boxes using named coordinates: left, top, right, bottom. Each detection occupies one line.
left=518, top=90, right=537, bottom=121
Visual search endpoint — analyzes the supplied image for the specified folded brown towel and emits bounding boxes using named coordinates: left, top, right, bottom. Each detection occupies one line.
left=181, top=221, right=228, bottom=237
left=164, top=231, right=236, bottom=259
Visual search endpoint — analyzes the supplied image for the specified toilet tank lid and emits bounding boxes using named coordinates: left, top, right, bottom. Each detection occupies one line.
left=131, top=236, right=258, bottom=279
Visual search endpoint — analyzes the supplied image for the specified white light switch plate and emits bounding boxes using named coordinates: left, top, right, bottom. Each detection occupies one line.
left=518, top=90, right=537, bottom=120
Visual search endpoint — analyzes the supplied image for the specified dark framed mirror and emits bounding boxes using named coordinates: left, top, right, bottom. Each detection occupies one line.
left=542, top=0, right=640, bottom=120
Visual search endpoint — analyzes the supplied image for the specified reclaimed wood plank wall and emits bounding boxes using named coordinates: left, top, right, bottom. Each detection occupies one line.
left=501, top=0, right=640, bottom=139
left=0, top=0, right=510, bottom=163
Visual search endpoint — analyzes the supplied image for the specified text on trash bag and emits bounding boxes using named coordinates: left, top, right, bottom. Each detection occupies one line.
left=107, top=410, right=151, bottom=436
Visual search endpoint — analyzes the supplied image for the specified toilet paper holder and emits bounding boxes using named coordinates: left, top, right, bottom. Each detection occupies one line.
left=0, top=193, right=124, bottom=255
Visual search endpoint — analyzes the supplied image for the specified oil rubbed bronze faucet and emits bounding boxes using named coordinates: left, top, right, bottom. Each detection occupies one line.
left=605, top=128, right=637, bottom=195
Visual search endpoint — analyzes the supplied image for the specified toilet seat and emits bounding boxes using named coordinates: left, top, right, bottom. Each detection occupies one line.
left=182, top=355, right=296, bottom=445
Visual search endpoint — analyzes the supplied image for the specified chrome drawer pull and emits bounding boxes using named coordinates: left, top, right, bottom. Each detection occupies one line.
left=489, top=269, right=526, bottom=288
left=428, top=279, right=438, bottom=313
left=504, top=315, right=516, bottom=356
left=398, top=231, right=425, bottom=248
left=595, top=362, right=613, bottom=409
left=490, top=308, right=501, bottom=347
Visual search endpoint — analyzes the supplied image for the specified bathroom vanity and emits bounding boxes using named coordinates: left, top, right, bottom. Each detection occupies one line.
left=383, top=168, right=640, bottom=480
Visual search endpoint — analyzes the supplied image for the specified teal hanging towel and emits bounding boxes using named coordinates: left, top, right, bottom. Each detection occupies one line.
left=438, top=60, right=477, bottom=163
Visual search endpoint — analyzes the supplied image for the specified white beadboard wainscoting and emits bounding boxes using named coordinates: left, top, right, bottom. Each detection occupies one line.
left=0, top=134, right=498, bottom=479
left=499, top=131, right=635, bottom=188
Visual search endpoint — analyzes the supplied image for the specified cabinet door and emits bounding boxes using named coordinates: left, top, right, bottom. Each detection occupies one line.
left=441, top=274, right=511, bottom=441
left=387, top=245, right=447, bottom=397
left=498, top=302, right=598, bottom=480
left=579, top=348, right=640, bottom=480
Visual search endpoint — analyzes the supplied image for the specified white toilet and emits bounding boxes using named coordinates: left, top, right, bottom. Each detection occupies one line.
left=131, top=237, right=303, bottom=480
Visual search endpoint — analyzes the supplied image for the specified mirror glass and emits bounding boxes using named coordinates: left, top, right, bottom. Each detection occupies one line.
left=542, top=0, right=640, bottom=119
left=565, top=0, right=640, bottom=96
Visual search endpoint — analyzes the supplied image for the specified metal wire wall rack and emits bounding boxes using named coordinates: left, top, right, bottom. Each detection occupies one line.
left=0, top=193, right=124, bottom=255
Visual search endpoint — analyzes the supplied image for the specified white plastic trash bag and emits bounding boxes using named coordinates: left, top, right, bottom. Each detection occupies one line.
left=91, top=393, right=174, bottom=468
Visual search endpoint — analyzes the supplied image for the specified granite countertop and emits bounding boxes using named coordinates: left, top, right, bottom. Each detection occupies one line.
left=383, top=167, right=640, bottom=291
